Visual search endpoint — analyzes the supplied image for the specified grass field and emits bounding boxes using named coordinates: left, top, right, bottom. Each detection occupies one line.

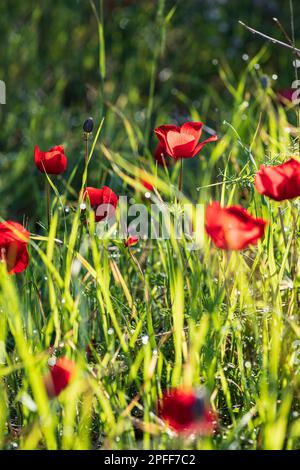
left=1, top=0, right=300, bottom=450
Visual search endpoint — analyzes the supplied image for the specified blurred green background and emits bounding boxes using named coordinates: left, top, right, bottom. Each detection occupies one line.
left=0, top=0, right=299, bottom=221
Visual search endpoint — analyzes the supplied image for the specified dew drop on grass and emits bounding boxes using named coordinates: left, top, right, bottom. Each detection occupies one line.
left=119, top=18, right=129, bottom=30
left=159, top=68, right=172, bottom=82
left=48, top=356, right=56, bottom=367
left=108, top=328, right=114, bottom=336
left=0, top=341, right=5, bottom=365
left=142, top=335, right=149, bottom=345
left=20, top=393, right=38, bottom=412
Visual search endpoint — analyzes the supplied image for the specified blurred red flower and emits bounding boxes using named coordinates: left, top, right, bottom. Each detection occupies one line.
left=205, top=202, right=266, bottom=250
left=34, top=145, right=67, bottom=175
left=0, top=221, right=29, bottom=274
left=158, top=388, right=216, bottom=435
left=277, top=88, right=295, bottom=105
left=255, top=158, right=300, bottom=201
left=141, top=178, right=154, bottom=191
left=44, top=357, right=76, bottom=398
left=84, top=186, right=118, bottom=222
left=125, top=236, right=139, bottom=247
left=154, top=122, right=218, bottom=160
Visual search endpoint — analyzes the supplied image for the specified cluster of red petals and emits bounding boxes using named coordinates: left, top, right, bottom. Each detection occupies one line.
left=34, top=145, right=67, bottom=175
left=255, top=158, right=300, bottom=201
left=158, top=388, right=216, bottom=435
left=84, top=185, right=118, bottom=222
left=0, top=221, right=30, bottom=274
left=205, top=202, right=267, bottom=251
left=277, top=88, right=295, bottom=105
left=125, top=236, right=139, bottom=248
left=154, top=122, right=218, bottom=160
left=141, top=178, right=154, bottom=191
left=44, top=357, right=76, bottom=398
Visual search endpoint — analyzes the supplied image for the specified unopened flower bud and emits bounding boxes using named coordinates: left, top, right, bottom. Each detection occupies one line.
left=83, top=117, right=94, bottom=134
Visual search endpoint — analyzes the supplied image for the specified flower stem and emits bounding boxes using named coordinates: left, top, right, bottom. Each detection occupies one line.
left=178, top=158, right=183, bottom=194
left=45, top=179, right=51, bottom=228
left=278, top=206, right=287, bottom=248
left=84, top=133, right=89, bottom=188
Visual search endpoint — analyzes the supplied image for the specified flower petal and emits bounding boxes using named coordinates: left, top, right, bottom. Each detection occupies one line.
left=181, top=122, right=203, bottom=146
left=192, top=134, right=218, bottom=157
left=166, top=131, right=196, bottom=159
left=154, top=125, right=179, bottom=156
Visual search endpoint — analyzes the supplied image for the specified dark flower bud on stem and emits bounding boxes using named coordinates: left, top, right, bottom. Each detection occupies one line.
left=83, top=117, right=94, bottom=134
left=260, top=75, right=269, bottom=90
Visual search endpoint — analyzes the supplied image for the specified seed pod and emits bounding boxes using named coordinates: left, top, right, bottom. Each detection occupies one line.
left=260, top=75, right=269, bottom=90
left=83, top=117, right=94, bottom=133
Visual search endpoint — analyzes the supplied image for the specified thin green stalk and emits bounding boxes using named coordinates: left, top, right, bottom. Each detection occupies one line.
left=178, top=158, right=183, bottom=194
left=145, top=0, right=166, bottom=146
left=45, top=179, right=51, bottom=228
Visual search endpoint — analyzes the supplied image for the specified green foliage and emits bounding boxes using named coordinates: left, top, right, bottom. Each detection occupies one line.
left=1, top=0, right=300, bottom=450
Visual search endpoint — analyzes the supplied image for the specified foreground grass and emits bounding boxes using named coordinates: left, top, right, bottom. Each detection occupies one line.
left=1, top=64, right=300, bottom=449
left=1, top=1, right=300, bottom=450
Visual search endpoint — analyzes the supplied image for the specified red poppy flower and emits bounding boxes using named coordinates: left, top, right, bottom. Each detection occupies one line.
left=84, top=186, right=118, bottom=222
left=255, top=158, right=300, bottom=201
left=34, top=145, right=67, bottom=175
left=158, top=388, right=216, bottom=435
left=205, top=202, right=267, bottom=250
left=0, top=221, right=29, bottom=274
left=44, top=357, right=76, bottom=398
left=141, top=178, right=154, bottom=191
left=125, top=236, right=139, bottom=247
left=154, top=122, right=218, bottom=160
left=277, top=88, right=296, bottom=105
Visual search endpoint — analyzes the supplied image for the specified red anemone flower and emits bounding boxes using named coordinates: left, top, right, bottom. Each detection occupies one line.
left=154, top=122, right=218, bottom=160
left=277, top=88, right=296, bottom=105
left=205, top=202, right=267, bottom=250
left=125, top=236, right=139, bottom=248
left=158, top=388, right=216, bottom=435
left=0, top=221, right=29, bottom=274
left=44, top=357, right=76, bottom=398
left=141, top=178, right=154, bottom=191
left=34, top=145, right=67, bottom=175
left=255, top=158, right=300, bottom=201
left=84, top=186, right=118, bottom=222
